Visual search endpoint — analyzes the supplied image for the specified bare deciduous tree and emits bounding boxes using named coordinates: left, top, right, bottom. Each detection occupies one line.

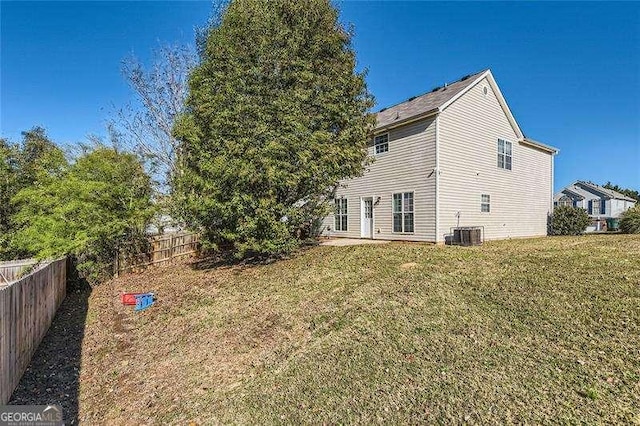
left=111, top=44, right=197, bottom=191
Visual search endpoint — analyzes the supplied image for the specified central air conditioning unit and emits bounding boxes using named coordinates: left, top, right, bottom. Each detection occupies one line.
left=451, top=227, right=483, bottom=246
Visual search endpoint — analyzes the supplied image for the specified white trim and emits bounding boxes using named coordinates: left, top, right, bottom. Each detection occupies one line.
left=481, top=194, right=491, bottom=213
left=372, top=196, right=376, bottom=239
left=438, top=70, right=490, bottom=112
left=550, top=154, right=554, bottom=215
left=497, top=138, right=513, bottom=171
left=438, top=70, right=524, bottom=139
left=520, top=138, right=559, bottom=154
left=360, top=196, right=374, bottom=239
left=434, top=115, right=441, bottom=243
left=334, top=197, right=348, bottom=232
left=391, top=191, right=415, bottom=234
left=374, top=133, right=389, bottom=155
left=485, top=72, right=524, bottom=139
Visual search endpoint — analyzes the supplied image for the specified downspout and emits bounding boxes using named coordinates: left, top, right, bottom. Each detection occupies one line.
left=550, top=153, right=555, bottom=216
left=435, top=114, right=441, bottom=243
left=549, top=152, right=554, bottom=235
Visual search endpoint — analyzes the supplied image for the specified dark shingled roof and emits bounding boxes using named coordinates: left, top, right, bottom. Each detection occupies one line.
left=375, top=69, right=489, bottom=129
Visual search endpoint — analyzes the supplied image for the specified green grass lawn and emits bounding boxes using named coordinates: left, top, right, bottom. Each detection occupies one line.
left=78, top=235, right=640, bottom=424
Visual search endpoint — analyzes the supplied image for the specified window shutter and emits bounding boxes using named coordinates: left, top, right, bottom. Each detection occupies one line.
left=588, top=200, right=593, bottom=214
left=601, top=199, right=606, bottom=215
left=573, top=199, right=577, bottom=208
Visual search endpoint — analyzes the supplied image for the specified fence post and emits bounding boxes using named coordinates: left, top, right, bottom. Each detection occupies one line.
left=114, top=247, right=119, bottom=278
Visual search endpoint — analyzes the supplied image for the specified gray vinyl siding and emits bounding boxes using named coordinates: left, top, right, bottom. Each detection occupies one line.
left=322, top=117, right=437, bottom=241
left=553, top=185, right=637, bottom=218
left=581, top=197, right=604, bottom=217
left=438, top=77, right=553, bottom=240
left=609, top=198, right=636, bottom=218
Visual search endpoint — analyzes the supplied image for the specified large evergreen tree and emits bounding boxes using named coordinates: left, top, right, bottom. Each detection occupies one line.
left=174, top=0, right=375, bottom=256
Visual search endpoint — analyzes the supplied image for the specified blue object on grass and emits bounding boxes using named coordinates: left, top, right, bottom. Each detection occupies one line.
left=135, top=293, right=155, bottom=311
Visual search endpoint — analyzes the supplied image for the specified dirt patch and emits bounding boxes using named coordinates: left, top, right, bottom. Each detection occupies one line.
left=73, top=259, right=308, bottom=424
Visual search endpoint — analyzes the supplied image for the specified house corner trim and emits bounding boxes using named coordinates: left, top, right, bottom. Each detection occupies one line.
left=435, top=114, right=441, bottom=243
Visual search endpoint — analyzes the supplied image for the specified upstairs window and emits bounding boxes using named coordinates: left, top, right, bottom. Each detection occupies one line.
left=334, top=198, right=348, bottom=231
left=498, top=139, right=512, bottom=170
left=481, top=194, right=491, bottom=212
left=393, top=192, right=414, bottom=233
left=558, top=197, right=573, bottom=207
left=374, top=134, right=389, bottom=154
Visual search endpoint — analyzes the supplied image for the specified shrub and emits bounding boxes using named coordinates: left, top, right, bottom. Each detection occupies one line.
left=551, top=205, right=591, bottom=235
left=620, top=205, right=640, bottom=234
left=10, top=146, right=154, bottom=284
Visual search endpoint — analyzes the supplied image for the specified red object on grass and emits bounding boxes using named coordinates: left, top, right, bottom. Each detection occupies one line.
left=121, top=292, right=143, bottom=305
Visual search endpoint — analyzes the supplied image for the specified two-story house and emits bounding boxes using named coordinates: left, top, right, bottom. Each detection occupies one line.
left=554, top=181, right=637, bottom=231
left=323, top=69, right=558, bottom=243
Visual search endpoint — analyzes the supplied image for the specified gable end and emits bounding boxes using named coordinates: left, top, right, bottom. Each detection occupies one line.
left=439, top=70, right=524, bottom=140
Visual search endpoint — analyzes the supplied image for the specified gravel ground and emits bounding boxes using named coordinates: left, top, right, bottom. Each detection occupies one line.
left=9, top=288, right=91, bottom=425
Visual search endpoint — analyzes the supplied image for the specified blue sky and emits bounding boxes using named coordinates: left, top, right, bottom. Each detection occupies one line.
left=1, top=1, right=639, bottom=190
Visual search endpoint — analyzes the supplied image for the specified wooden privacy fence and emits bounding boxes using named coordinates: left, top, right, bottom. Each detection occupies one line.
left=115, top=232, right=200, bottom=276
left=0, top=257, right=67, bottom=404
left=0, top=259, right=39, bottom=286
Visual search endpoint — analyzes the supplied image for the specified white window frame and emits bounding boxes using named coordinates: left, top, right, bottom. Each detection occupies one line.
left=591, top=199, right=600, bottom=215
left=558, top=197, right=572, bottom=207
left=497, top=139, right=512, bottom=170
left=334, top=198, right=348, bottom=231
left=392, top=192, right=414, bottom=233
left=481, top=194, right=491, bottom=213
left=374, top=133, right=389, bottom=155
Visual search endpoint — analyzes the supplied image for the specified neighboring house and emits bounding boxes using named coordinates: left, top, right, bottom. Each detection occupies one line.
left=322, top=69, right=558, bottom=243
left=145, top=214, right=185, bottom=235
left=554, top=181, right=637, bottom=231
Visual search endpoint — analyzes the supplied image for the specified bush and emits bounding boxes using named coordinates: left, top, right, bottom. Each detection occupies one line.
left=10, top=146, right=154, bottom=284
left=620, top=205, right=640, bottom=234
left=551, top=205, right=591, bottom=235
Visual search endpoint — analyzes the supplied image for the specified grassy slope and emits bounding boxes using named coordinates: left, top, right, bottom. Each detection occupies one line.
left=78, top=235, right=640, bottom=424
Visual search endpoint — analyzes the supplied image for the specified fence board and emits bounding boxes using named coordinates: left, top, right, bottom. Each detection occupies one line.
left=0, top=258, right=67, bottom=404
left=116, top=232, right=200, bottom=276
left=0, top=259, right=39, bottom=285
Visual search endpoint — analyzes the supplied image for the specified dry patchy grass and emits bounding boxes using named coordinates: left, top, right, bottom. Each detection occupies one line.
left=77, top=235, right=640, bottom=424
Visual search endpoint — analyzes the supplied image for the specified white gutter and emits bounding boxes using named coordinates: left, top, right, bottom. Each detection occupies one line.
left=435, top=114, right=441, bottom=243
left=520, top=138, right=559, bottom=154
